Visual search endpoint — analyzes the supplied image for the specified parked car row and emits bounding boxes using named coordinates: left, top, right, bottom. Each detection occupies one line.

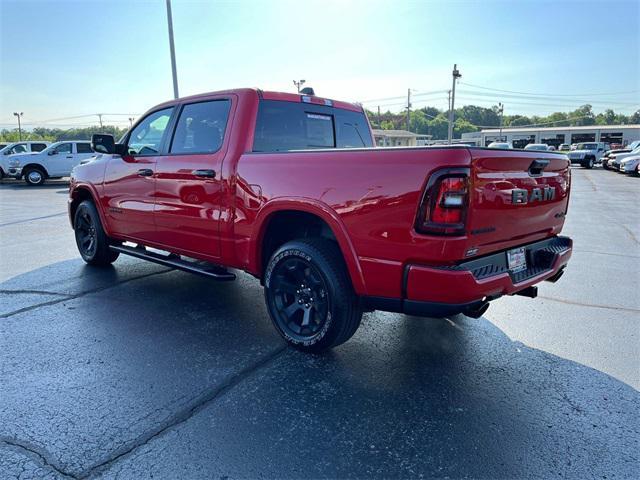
left=0, top=140, right=94, bottom=185
left=601, top=141, right=640, bottom=175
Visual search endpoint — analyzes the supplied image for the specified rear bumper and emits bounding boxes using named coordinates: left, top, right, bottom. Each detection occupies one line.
left=363, top=235, right=572, bottom=317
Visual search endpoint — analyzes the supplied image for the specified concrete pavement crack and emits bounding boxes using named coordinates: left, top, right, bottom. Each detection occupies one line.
left=0, top=212, right=67, bottom=227
left=538, top=295, right=640, bottom=313
left=0, top=268, right=173, bottom=319
left=0, top=289, right=72, bottom=296
left=1, top=439, right=78, bottom=479
left=78, top=345, right=288, bottom=479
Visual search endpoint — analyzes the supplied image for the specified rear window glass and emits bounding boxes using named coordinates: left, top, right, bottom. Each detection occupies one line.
left=76, top=143, right=93, bottom=153
left=253, top=100, right=372, bottom=152
left=32, top=143, right=47, bottom=152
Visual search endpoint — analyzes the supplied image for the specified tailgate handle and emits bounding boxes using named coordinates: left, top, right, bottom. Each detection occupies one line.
left=529, top=159, right=549, bottom=176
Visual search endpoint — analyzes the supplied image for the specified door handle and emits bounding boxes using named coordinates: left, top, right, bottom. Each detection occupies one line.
left=66, top=156, right=73, bottom=158
left=192, top=169, right=216, bottom=178
left=137, top=168, right=154, bottom=177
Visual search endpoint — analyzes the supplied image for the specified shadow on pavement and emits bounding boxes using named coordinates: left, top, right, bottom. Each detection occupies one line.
left=0, top=258, right=638, bottom=479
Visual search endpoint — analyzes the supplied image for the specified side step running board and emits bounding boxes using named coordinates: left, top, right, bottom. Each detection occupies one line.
left=110, top=244, right=236, bottom=281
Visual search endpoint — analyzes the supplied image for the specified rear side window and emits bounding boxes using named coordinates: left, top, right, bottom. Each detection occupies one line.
left=32, top=143, right=47, bottom=152
left=76, top=143, right=92, bottom=153
left=170, top=100, right=230, bottom=154
left=253, top=100, right=372, bottom=152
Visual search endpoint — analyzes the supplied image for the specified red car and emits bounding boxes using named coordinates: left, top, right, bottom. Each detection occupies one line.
left=69, top=88, right=572, bottom=352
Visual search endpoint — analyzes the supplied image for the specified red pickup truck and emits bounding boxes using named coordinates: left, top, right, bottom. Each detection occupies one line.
left=69, top=88, right=572, bottom=352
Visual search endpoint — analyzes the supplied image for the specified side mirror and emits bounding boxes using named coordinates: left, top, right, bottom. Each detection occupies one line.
left=48, top=150, right=56, bottom=155
left=91, top=134, right=115, bottom=154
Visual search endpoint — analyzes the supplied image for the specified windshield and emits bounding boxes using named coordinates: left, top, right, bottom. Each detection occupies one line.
left=577, top=143, right=597, bottom=150
left=626, top=141, right=640, bottom=150
left=525, top=144, right=547, bottom=150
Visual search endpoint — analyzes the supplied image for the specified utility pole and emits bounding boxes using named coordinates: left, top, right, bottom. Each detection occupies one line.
left=293, top=79, right=306, bottom=93
left=377, top=105, right=381, bottom=128
left=97, top=114, right=103, bottom=128
left=13, top=112, right=23, bottom=141
left=129, top=117, right=135, bottom=128
left=498, top=103, right=504, bottom=140
left=406, top=88, right=412, bottom=132
left=447, top=64, right=462, bottom=144
left=447, top=90, right=452, bottom=112
left=166, top=0, right=179, bottom=99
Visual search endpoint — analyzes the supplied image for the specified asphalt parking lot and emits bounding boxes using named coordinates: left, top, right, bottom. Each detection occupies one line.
left=0, top=168, right=638, bottom=479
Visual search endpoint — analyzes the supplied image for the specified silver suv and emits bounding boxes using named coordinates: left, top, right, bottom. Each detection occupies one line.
left=567, top=142, right=609, bottom=169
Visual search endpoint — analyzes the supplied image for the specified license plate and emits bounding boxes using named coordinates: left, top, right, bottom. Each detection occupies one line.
left=507, top=247, right=527, bottom=273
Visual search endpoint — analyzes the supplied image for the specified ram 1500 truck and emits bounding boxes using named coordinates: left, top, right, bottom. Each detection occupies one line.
left=69, top=88, right=572, bottom=352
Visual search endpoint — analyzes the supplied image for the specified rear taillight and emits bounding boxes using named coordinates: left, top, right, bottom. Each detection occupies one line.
left=416, top=168, right=469, bottom=235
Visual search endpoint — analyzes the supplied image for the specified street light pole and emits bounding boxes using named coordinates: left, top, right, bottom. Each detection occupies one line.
left=498, top=102, right=504, bottom=141
left=293, top=79, right=306, bottom=93
left=13, top=112, right=23, bottom=141
left=447, top=64, right=462, bottom=145
left=97, top=113, right=103, bottom=128
left=406, top=88, right=412, bottom=132
left=129, top=117, right=135, bottom=129
left=166, top=0, right=179, bottom=99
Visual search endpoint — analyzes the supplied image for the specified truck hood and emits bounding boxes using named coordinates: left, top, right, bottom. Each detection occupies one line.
left=7, top=151, right=40, bottom=159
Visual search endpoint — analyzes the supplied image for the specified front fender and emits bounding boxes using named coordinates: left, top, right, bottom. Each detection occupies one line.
left=250, top=197, right=367, bottom=295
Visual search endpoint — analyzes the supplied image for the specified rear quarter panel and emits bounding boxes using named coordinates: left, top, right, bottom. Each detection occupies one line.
left=233, top=147, right=472, bottom=297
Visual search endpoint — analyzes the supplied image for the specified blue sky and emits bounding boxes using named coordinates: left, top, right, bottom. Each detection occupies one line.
left=1, top=0, right=638, bottom=129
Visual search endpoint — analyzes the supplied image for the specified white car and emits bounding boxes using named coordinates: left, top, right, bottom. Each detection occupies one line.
left=567, top=142, right=609, bottom=169
left=487, top=142, right=512, bottom=149
left=607, top=146, right=640, bottom=171
left=524, top=143, right=550, bottom=151
left=6, top=140, right=95, bottom=186
left=0, top=141, right=50, bottom=178
left=619, top=155, right=640, bottom=174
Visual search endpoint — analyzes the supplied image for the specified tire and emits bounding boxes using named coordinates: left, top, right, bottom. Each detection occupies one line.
left=23, top=166, right=47, bottom=186
left=264, top=238, right=362, bottom=353
left=584, top=157, right=594, bottom=169
left=74, top=200, right=119, bottom=266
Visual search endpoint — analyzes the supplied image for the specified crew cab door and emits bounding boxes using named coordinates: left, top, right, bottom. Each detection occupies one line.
left=46, top=142, right=74, bottom=176
left=74, top=142, right=95, bottom=165
left=153, top=98, right=233, bottom=259
left=103, top=107, right=174, bottom=242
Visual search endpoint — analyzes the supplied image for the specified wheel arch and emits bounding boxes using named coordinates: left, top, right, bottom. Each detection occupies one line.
left=22, top=163, right=49, bottom=178
left=69, top=183, right=110, bottom=233
left=252, top=199, right=367, bottom=295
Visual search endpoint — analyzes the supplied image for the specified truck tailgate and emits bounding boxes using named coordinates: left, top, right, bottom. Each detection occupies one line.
left=467, top=149, right=570, bottom=252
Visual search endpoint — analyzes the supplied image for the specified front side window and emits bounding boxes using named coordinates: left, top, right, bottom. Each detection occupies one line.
left=76, top=143, right=93, bottom=153
left=53, top=143, right=72, bottom=154
left=128, top=107, right=174, bottom=155
left=170, top=100, right=230, bottom=154
left=8, top=143, right=27, bottom=154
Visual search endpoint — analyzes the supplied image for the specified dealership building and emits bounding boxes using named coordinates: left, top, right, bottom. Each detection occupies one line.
left=461, top=124, right=640, bottom=149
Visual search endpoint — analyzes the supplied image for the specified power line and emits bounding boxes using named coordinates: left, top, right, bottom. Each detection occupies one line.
left=459, top=82, right=639, bottom=98
left=457, top=89, right=639, bottom=107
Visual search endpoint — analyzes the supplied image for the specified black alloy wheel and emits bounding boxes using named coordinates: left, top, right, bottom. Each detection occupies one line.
left=74, top=200, right=119, bottom=266
left=269, top=256, right=330, bottom=341
left=264, top=238, right=362, bottom=352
